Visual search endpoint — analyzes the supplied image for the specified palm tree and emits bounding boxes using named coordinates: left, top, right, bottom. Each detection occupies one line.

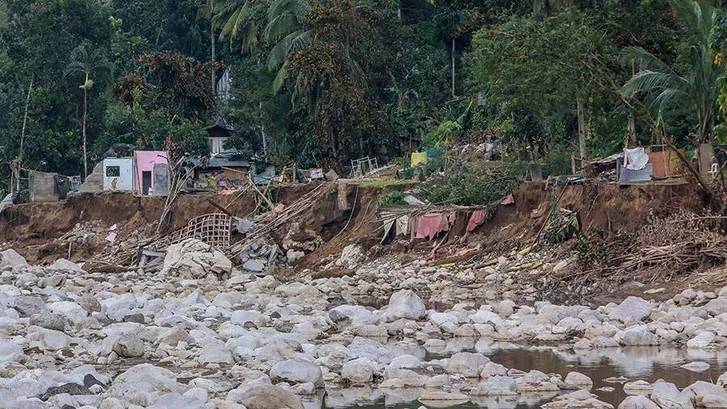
left=264, top=0, right=312, bottom=92
left=210, top=0, right=261, bottom=52
left=65, top=45, right=112, bottom=178
left=621, top=0, right=721, bottom=144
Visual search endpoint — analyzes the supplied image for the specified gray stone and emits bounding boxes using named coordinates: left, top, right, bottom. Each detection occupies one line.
left=13, top=296, right=48, bottom=317
left=234, top=384, right=304, bottom=409
left=618, top=396, right=660, bottom=409
left=198, top=340, right=234, bottom=364
left=26, top=328, right=71, bottom=351
left=112, top=333, right=145, bottom=358
left=609, top=297, right=652, bottom=323
left=565, top=372, right=593, bottom=389
left=242, top=260, right=265, bottom=273
left=341, top=358, right=376, bottom=385
left=680, top=362, right=710, bottom=373
left=29, top=313, right=66, bottom=331
left=446, top=352, right=489, bottom=378
left=687, top=332, right=716, bottom=349
left=161, top=239, right=233, bottom=278
left=77, top=296, right=102, bottom=313
left=418, top=391, right=469, bottom=404
left=472, top=376, right=518, bottom=396
left=384, top=290, right=426, bottom=322
left=615, top=326, right=658, bottom=346
left=270, top=360, right=324, bottom=387
left=40, top=383, right=91, bottom=401
left=651, top=380, right=694, bottom=409
left=0, top=250, right=28, bottom=269
left=683, top=381, right=727, bottom=408
left=516, top=370, right=560, bottom=392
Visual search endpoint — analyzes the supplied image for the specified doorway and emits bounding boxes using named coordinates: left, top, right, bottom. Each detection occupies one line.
left=142, top=171, right=152, bottom=195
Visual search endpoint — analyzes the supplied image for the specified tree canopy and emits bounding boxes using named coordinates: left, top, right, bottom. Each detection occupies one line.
left=0, top=0, right=725, bottom=194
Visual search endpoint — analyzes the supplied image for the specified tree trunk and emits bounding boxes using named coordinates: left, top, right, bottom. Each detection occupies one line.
left=211, top=28, right=217, bottom=95
left=627, top=114, right=637, bottom=146
left=16, top=75, right=33, bottom=194
left=577, top=96, right=587, bottom=164
left=82, top=83, right=88, bottom=178
left=451, top=38, right=456, bottom=98
left=259, top=103, right=268, bottom=160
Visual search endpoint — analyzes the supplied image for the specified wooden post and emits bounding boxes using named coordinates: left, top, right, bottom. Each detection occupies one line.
left=577, top=96, right=587, bottom=164
left=17, top=75, right=33, bottom=194
left=451, top=38, right=456, bottom=98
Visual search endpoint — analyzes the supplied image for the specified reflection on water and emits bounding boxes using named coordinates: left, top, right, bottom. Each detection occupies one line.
left=318, top=340, right=727, bottom=409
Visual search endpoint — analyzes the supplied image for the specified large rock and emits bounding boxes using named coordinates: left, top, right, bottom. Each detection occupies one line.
left=609, top=297, right=652, bottom=323
left=26, top=328, right=71, bottom=351
left=703, top=298, right=727, bottom=316
left=48, top=301, right=87, bottom=325
left=564, top=372, right=593, bottom=389
left=109, top=364, right=182, bottom=396
left=48, top=258, right=84, bottom=272
left=160, top=239, right=233, bottom=278
left=0, top=340, right=25, bottom=363
left=0, top=250, right=28, bottom=270
left=329, top=305, right=374, bottom=327
left=157, top=327, right=192, bottom=346
left=683, top=381, right=727, bottom=408
left=235, top=384, right=304, bottom=409
left=418, top=391, right=469, bottom=405
left=384, top=290, right=426, bottom=322
left=618, top=396, right=660, bottom=409
left=112, top=333, right=145, bottom=358
left=553, top=317, right=584, bottom=334
left=471, top=375, right=518, bottom=396
left=651, top=380, right=694, bottom=409
left=198, top=340, right=234, bottom=364
left=615, top=326, right=658, bottom=346
left=13, top=296, right=48, bottom=317
left=446, top=352, right=489, bottom=378
left=681, top=362, right=710, bottom=373
left=686, top=332, right=716, bottom=349
left=381, top=367, right=428, bottom=388
left=270, top=360, right=324, bottom=387
left=341, top=358, right=376, bottom=385
left=29, top=313, right=66, bottom=332
left=516, top=370, right=560, bottom=392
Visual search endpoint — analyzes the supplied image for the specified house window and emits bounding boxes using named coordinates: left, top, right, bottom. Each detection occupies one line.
left=106, top=166, right=121, bottom=177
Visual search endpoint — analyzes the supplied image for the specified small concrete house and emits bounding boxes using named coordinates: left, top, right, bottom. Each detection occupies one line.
left=206, top=123, right=233, bottom=155
left=103, top=158, right=133, bottom=191
left=134, top=151, right=168, bottom=195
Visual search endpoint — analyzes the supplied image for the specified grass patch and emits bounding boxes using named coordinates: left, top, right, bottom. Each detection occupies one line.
left=358, top=179, right=413, bottom=188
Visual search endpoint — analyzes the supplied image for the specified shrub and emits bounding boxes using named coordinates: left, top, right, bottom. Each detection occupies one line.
left=377, top=190, right=408, bottom=208
left=416, top=162, right=525, bottom=206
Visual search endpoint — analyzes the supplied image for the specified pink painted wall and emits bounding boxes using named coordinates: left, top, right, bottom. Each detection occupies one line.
left=134, top=151, right=168, bottom=194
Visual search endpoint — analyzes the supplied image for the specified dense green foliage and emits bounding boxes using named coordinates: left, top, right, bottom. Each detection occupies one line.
left=417, top=162, right=526, bottom=206
left=0, top=0, right=725, bottom=196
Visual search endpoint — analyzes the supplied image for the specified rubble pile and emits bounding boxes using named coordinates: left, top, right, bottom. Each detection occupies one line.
left=0, top=246, right=725, bottom=408
left=160, top=239, right=234, bottom=279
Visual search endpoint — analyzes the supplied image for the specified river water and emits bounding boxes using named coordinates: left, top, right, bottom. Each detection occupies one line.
left=316, top=340, right=727, bottom=409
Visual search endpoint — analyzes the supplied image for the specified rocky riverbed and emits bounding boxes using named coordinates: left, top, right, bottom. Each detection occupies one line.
left=1, top=245, right=727, bottom=409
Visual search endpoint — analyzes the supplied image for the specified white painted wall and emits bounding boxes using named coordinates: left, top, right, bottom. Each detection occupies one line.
left=103, top=158, right=133, bottom=191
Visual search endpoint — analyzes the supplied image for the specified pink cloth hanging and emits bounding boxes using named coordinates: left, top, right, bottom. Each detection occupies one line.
left=466, top=210, right=487, bottom=232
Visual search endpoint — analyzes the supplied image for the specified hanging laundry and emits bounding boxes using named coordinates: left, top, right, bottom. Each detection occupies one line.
left=467, top=210, right=488, bottom=232
left=414, top=213, right=453, bottom=240
left=395, top=216, right=409, bottom=236
left=381, top=219, right=396, bottom=244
